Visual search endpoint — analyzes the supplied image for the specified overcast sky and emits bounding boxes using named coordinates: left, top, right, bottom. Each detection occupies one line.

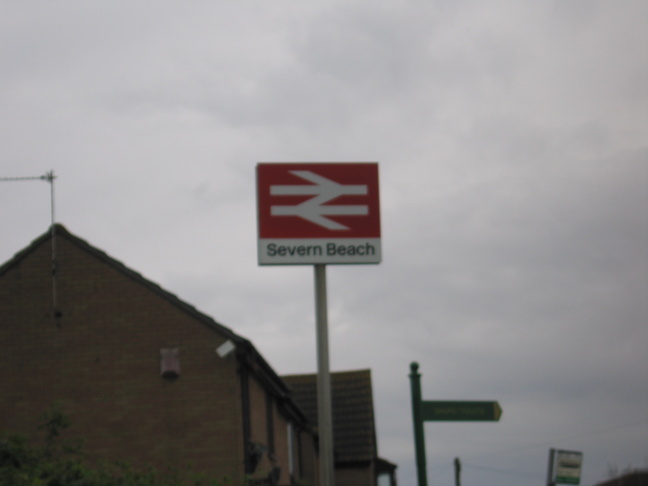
left=1, top=1, right=647, bottom=485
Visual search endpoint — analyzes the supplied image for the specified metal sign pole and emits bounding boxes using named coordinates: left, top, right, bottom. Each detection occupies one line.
left=547, top=448, right=556, bottom=486
left=314, top=264, right=335, bottom=486
left=409, top=362, right=428, bottom=486
left=454, top=457, right=462, bottom=486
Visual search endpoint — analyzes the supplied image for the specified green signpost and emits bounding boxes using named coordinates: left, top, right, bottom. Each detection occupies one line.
left=421, top=400, right=502, bottom=422
left=409, top=362, right=502, bottom=486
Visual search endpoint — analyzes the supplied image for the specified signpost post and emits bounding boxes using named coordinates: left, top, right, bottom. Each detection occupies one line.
left=409, top=363, right=428, bottom=486
left=409, top=362, right=503, bottom=486
left=257, top=163, right=381, bottom=486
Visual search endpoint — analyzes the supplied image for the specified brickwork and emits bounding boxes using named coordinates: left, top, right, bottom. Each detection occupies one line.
left=297, top=428, right=320, bottom=486
left=0, top=229, right=253, bottom=482
left=272, top=401, right=290, bottom=484
left=245, top=364, right=317, bottom=485
left=247, top=373, right=268, bottom=446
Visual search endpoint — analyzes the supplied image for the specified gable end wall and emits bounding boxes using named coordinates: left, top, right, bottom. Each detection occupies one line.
left=0, top=234, right=245, bottom=481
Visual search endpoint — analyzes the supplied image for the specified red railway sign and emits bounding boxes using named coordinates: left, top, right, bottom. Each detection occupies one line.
left=256, top=163, right=381, bottom=265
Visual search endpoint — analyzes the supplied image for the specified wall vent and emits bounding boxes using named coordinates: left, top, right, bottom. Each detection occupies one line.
left=160, top=348, right=180, bottom=378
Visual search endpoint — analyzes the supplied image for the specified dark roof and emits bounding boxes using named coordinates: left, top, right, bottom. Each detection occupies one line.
left=594, top=470, right=648, bottom=486
left=283, top=369, right=377, bottom=463
left=1, top=224, right=303, bottom=421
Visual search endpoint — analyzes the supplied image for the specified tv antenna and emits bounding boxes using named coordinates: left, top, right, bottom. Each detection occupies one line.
left=1, top=170, right=59, bottom=316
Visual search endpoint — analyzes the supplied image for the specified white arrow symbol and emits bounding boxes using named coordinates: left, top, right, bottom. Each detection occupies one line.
left=270, top=170, right=368, bottom=230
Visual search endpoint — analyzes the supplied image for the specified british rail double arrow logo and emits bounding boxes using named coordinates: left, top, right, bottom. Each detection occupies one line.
left=269, top=171, right=369, bottom=230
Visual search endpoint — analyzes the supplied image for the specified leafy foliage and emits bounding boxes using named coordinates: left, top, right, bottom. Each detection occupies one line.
left=0, top=405, right=232, bottom=486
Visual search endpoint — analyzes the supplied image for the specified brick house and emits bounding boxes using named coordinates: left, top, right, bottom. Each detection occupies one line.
left=283, top=370, right=397, bottom=486
left=0, top=225, right=318, bottom=485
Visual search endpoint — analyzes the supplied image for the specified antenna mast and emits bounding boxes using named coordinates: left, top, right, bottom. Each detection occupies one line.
left=1, top=171, right=59, bottom=316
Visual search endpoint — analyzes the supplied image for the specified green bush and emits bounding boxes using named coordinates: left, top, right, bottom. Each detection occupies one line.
left=0, top=405, right=232, bottom=486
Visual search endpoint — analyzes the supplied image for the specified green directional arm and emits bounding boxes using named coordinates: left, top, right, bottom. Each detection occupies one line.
left=421, top=400, right=502, bottom=422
